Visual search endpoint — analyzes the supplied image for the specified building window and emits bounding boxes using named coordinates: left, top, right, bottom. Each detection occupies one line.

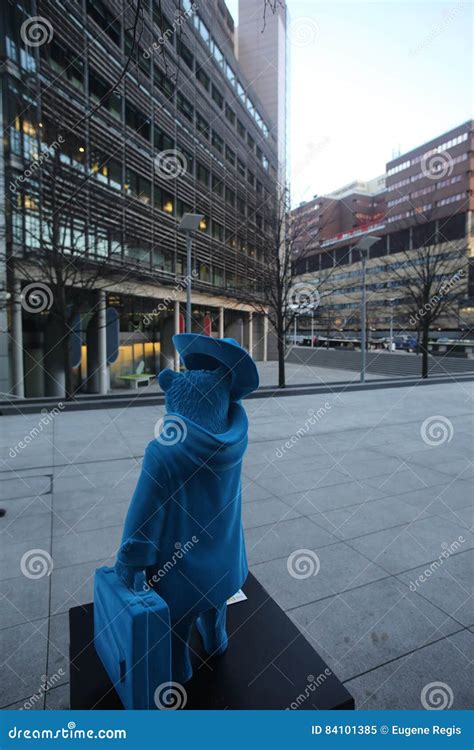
left=212, top=130, right=223, bottom=153
left=225, top=186, right=235, bottom=206
left=237, top=159, right=246, bottom=177
left=177, top=93, right=194, bottom=122
left=177, top=40, right=194, bottom=69
left=87, top=0, right=121, bottom=46
left=154, top=65, right=175, bottom=99
left=225, top=104, right=236, bottom=126
left=237, top=119, right=246, bottom=138
left=125, top=101, right=150, bottom=141
left=213, top=42, right=224, bottom=68
left=212, top=84, right=224, bottom=108
left=247, top=133, right=255, bottom=152
left=196, top=113, right=210, bottom=140
left=212, top=174, right=224, bottom=196
left=225, top=146, right=236, bottom=167
left=247, top=170, right=255, bottom=187
left=212, top=220, right=224, bottom=242
left=154, top=125, right=174, bottom=152
left=196, top=66, right=210, bottom=91
left=226, top=63, right=236, bottom=86
left=197, top=162, right=210, bottom=186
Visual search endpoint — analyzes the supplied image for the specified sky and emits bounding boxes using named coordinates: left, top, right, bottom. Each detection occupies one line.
left=226, top=0, right=472, bottom=204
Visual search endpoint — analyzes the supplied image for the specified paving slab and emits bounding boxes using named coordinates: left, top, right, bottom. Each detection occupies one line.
left=0, top=575, right=50, bottom=630
left=396, top=549, right=474, bottom=627
left=345, top=629, right=472, bottom=709
left=288, top=577, right=461, bottom=682
left=252, top=540, right=389, bottom=611
left=347, top=515, right=474, bottom=575
left=0, top=619, right=49, bottom=708
left=244, top=515, right=339, bottom=565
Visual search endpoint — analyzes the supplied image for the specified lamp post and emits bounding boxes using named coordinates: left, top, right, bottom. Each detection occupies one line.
left=177, top=213, right=204, bottom=333
left=389, top=297, right=395, bottom=352
left=354, top=235, right=381, bottom=383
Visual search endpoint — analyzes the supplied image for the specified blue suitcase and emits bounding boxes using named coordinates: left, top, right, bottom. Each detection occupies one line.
left=94, top=566, right=171, bottom=710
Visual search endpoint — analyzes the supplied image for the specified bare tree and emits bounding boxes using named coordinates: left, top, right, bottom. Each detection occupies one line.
left=249, top=185, right=330, bottom=387
left=381, top=240, right=466, bottom=378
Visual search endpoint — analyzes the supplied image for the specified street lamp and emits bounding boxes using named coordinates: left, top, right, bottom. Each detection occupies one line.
left=178, top=213, right=204, bottom=333
left=388, top=297, right=395, bottom=352
left=354, top=235, right=381, bottom=383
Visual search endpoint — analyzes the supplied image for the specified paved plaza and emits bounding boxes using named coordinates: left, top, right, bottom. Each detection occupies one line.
left=0, top=376, right=472, bottom=710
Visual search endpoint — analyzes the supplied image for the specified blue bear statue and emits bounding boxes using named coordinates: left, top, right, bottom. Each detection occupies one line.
left=114, top=334, right=259, bottom=685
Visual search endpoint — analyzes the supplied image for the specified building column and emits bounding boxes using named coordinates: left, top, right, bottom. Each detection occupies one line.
left=263, top=315, right=269, bottom=362
left=174, top=301, right=180, bottom=371
left=98, top=290, right=108, bottom=395
left=12, top=280, right=25, bottom=398
left=248, top=312, right=254, bottom=356
left=218, top=306, right=224, bottom=338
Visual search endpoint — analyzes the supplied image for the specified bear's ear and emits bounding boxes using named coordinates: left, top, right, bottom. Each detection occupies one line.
left=158, top=368, right=180, bottom=392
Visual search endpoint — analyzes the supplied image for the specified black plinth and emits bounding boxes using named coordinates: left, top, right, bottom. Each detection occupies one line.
left=69, top=573, right=354, bottom=710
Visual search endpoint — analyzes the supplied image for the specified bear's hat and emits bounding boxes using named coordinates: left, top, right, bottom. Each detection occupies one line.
left=173, top=333, right=259, bottom=401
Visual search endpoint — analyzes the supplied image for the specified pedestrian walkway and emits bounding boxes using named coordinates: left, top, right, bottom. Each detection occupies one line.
left=0, top=380, right=472, bottom=709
